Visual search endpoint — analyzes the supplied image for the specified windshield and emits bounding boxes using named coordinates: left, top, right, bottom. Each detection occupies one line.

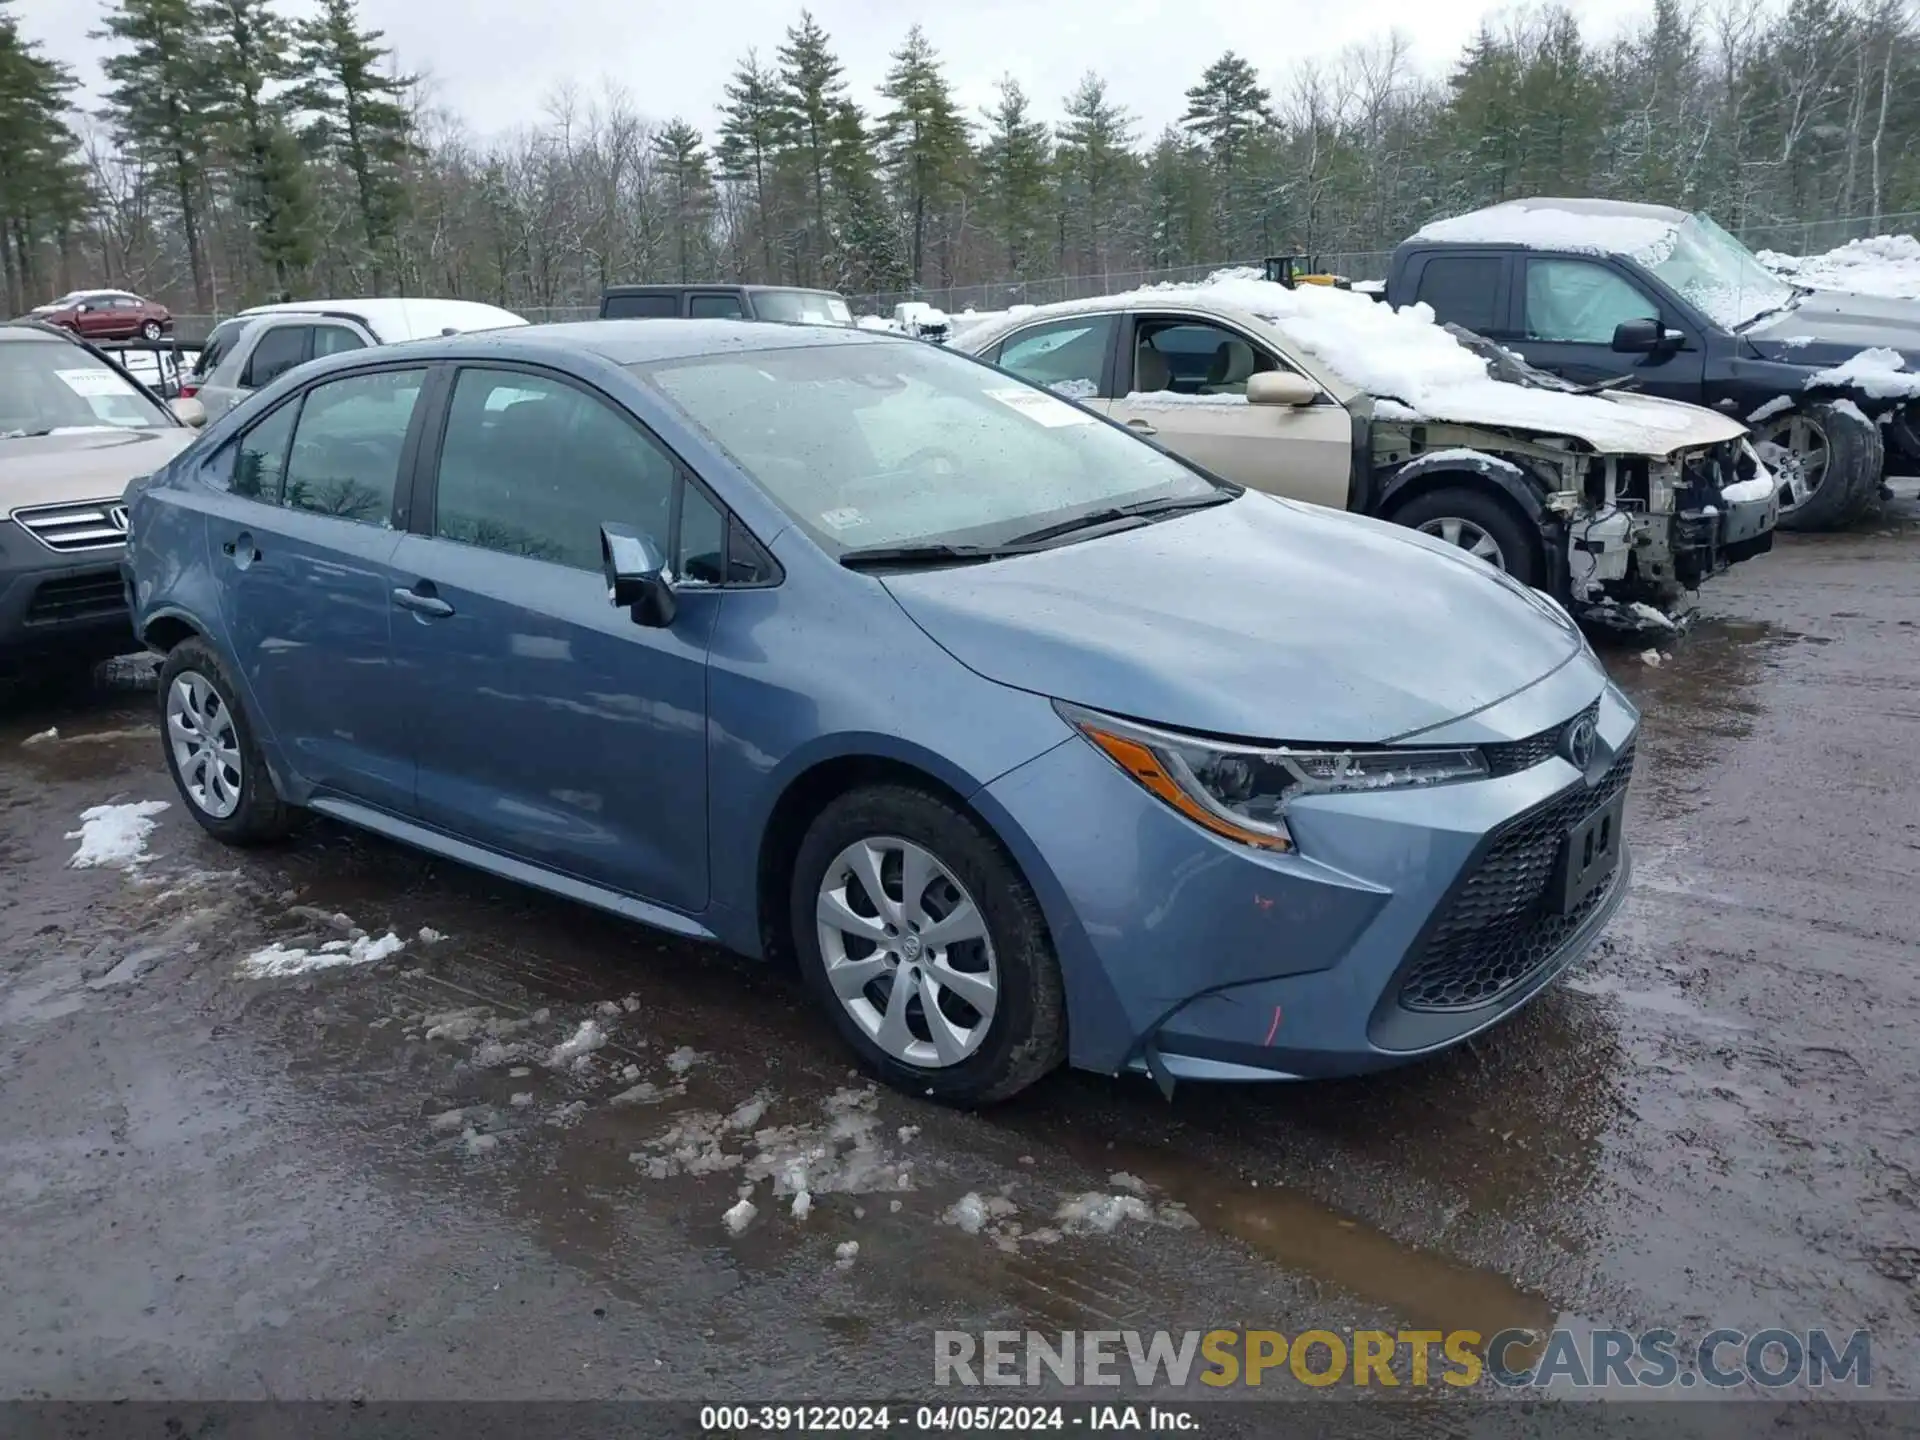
left=0, top=339, right=173, bottom=437
left=754, top=290, right=854, bottom=327
left=637, top=340, right=1220, bottom=552
left=1644, top=215, right=1796, bottom=329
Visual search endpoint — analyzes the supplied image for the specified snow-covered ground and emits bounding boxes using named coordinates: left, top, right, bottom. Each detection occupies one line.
left=1758, top=234, right=1920, bottom=300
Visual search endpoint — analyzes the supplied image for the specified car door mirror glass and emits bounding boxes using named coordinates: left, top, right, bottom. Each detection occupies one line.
left=1247, top=371, right=1319, bottom=407
left=170, top=396, right=207, bottom=428
left=601, top=522, right=676, bottom=626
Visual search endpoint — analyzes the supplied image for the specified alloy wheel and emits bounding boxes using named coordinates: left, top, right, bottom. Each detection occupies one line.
left=1416, top=515, right=1508, bottom=569
left=166, top=671, right=243, bottom=819
left=815, top=836, right=999, bottom=1068
left=1753, top=413, right=1830, bottom=515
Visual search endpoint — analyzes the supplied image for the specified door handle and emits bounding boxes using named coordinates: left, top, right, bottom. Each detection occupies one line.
left=392, top=585, right=454, bottom=618
left=1125, top=418, right=1158, bottom=436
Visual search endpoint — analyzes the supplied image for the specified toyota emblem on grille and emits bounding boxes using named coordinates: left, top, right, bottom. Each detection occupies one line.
left=1565, top=714, right=1598, bottom=771
left=108, top=506, right=130, bottom=532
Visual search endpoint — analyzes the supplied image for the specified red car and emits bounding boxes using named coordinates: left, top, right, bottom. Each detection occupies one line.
left=25, top=289, right=173, bottom=342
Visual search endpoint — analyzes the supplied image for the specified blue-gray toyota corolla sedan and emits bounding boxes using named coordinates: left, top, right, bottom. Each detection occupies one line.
left=123, top=320, right=1637, bottom=1104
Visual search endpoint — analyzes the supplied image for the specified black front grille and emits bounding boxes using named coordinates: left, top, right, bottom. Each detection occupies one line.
left=1481, top=700, right=1599, bottom=778
left=25, top=570, right=127, bottom=625
left=1396, top=741, right=1635, bottom=1012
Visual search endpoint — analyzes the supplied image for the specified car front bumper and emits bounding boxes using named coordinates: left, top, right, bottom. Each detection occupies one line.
left=0, top=525, right=135, bottom=668
left=1673, top=489, right=1778, bottom=587
left=981, top=664, right=1639, bottom=1082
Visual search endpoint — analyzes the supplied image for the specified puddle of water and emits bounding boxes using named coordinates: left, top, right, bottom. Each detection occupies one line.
left=1563, top=975, right=1749, bottom=1033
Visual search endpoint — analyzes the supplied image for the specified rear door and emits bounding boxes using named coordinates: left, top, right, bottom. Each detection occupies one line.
left=1105, top=312, right=1353, bottom=508
left=203, top=363, right=430, bottom=810
left=386, top=364, right=717, bottom=912
left=1515, top=256, right=1707, bottom=400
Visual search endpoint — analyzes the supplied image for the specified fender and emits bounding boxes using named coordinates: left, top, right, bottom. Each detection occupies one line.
left=1374, top=448, right=1548, bottom=523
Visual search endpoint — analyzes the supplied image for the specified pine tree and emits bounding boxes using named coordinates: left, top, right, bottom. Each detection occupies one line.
left=826, top=100, right=905, bottom=293
left=200, top=0, right=311, bottom=296
left=0, top=2, right=85, bottom=313
left=96, top=0, right=216, bottom=311
left=291, top=0, right=414, bottom=291
left=977, top=77, right=1052, bottom=276
left=773, top=11, right=849, bottom=286
left=1182, top=52, right=1273, bottom=169
left=875, top=24, right=969, bottom=286
left=716, top=50, right=783, bottom=281
left=1056, top=73, right=1138, bottom=276
left=652, top=118, right=714, bottom=283
left=1143, top=127, right=1209, bottom=267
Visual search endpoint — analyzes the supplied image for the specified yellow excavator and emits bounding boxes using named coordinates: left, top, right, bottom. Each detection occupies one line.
left=1262, top=254, right=1354, bottom=290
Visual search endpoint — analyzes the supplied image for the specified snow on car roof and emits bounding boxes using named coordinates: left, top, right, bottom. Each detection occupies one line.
left=236, top=297, right=528, bottom=342
left=1413, top=198, right=1687, bottom=260
left=961, top=268, right=1744, bottom=454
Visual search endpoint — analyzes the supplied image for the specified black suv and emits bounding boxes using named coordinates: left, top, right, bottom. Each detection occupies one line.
left=598, top=284, right=853, bottom=327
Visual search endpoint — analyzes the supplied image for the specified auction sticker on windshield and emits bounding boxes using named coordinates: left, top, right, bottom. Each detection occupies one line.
left=985, top=386, right=1096, bottom=427
left=55, top=368, right=128, bottom=397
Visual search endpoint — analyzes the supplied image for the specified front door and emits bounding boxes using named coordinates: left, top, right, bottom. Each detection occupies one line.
left=206, top=365, right=430, bottom=812
left=1514, top=257, right=1707, bottom=401
left=1105, top=315, right=1353, bottom=509
left=388, top=365, right=715, bottom=913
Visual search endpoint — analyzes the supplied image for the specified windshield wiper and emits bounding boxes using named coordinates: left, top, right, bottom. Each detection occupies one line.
left=838, top=542, right=1033, bottom=571
left=1003, top=490, right=1234, bottom=547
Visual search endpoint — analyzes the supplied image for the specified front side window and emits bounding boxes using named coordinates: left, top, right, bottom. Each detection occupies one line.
left=0, top=339, right=173, bottom=436
left=281, top=368, right=425, bottom=524
left=1525, top=261, right=1657, bottom=344
left=688, top=293, right=747, bottom=319
left=638, top=338, right=1220, bottom=554
left=1132, top=319, right=1280, bottom=396
left=433, top=368, right=678, bottom=569
left=245, top=325, right=308, bottom=388
left=995, top=314, right=1115, bottom=399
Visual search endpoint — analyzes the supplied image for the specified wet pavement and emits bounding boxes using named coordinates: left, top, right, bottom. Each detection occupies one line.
left=2, top=492, right=1917, bottom=1407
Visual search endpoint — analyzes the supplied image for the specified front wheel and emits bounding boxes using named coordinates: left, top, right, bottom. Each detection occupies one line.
left=1755, top=400, right=1882, bottom=531
left=158, top=638, right=298, bottom=844
left=1390, top=485, right=1543, bottom=587
left=790, top=784, right=1066, bottom=1105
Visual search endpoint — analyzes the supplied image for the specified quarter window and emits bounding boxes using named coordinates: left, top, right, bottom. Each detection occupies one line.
left=995, top=315, right=1115, bottom=399
left=244, top=326, right=308, bottom=388
left=1525, top=260, right=1658, bottom=344
left=433, top=369, right=678, bottom=570
left=229, top=401, right=299, bottom=503
left=281, top=368, right=425, bottom=524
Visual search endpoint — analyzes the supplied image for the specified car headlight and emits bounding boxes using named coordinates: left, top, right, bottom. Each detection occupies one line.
left=1056, top=701, right=1488, bottom=852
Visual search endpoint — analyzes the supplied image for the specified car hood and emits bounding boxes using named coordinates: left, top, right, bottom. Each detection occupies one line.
left=1745, top=291, right=1920, bottom=365
left=1, top=427, right=197, bottom=510
left=881, top=494, right=1585, bottom=743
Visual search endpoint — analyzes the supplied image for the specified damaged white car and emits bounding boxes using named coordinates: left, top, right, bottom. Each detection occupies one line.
left=952, top=271, right=1778, bottom=629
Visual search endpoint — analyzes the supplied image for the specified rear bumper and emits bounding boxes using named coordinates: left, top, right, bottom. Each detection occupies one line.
left=0, top=527, right=135, bottom=665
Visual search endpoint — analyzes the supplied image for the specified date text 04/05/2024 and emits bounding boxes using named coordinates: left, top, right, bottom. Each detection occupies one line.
left=698, top=1404, right=1197, bottom=1432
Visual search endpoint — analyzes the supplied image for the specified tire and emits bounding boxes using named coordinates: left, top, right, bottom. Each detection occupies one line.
left=790, top=783, right=1066, bottom=1106
left=1389, top=484, right=1542, bottom=587
left=157, top=637, right=297, bottom=845
left=1758, top=400, right=1883, bottom=532
left=140, top=320, right=164, bottom=341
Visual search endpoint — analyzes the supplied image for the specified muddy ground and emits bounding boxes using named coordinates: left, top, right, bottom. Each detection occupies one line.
left=2, top=491, right=1917, bottom=1411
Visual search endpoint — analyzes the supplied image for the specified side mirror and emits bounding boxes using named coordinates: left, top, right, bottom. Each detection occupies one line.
left=1246, top=371, right=1319, bottom=407
left=601, top=522, right=675, bottom=627
left=1611, top=318, right=1683, bottom=354
left=169, top=396, right=207, bottom=428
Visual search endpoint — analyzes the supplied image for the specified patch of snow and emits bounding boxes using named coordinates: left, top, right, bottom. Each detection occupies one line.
left=722, top=1197, right=757, bottom=1233
left=726, top=1096, right=768, bottom=1131
left=1047, top=377, right=1099, bottom=399
left=633, top=1084, right=908, bottom=1197
left=596, top=1000, right=622, bottom=1017
left=23, top=727, right=58, bottom=746
left=1746, top=396, right=1794, bottom=424
left=462, top=1128, right=498, bottom=1156
left=66, top=801, right=170, bottom=870
left=1639, top=649, right=1664, bottom=667
left=1415, top=204, right=1678, bottom=261
left=664, top=1046, right=704, bottom=1076
left=509, top=1066, right=531, bottom=1078
left=610, top=1081, right=672, bottom=1106
left=546, top=1100, right=587, bottom=1127
left=1056, top=1193, right=1154, bottom=1234
left=510, top=1092, right=534, bottom=1108
left=1806, top=346, right=1920, bottom=399
left=1628, top=601, right=1678, bottom=631
left=1122, top=390, right=1249, bottom=407
left=791, top=1190, right=813, bottom=1220
left=1831, top=397, right=1873, bottom=428
left=835, top=1240, right=859, bottom=1268
left=429, top=1107, right=467, bottom=1132
left=1759, top=234, right=1920, bottom=300
left=944, top=1192, right=1018, bottom=1235
left=896, top=1125, right=920, bottom=1143
left=1721, top=474, right=1777, bottom=504
left=546, top=1019, right=607, bottom=1069
left=621, top=995, right=641, bottom=1012
left=417, top=926, right=446, bottom=943
left=1108, top=1171, right=1149, bottom=1195
left=1373, top=398, right=1421, bottom=421
left=621, top=1064, right=641, bottom=1082
left=237, top=931, right=404, bottom=979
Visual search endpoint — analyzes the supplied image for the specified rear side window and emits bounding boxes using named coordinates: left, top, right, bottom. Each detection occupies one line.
left=688, top=293, right=747, bottom=319
left=311, top=324, right=367, bottom=359
left=244, top=325, right=308, bottom=388
left=282, top=368, right=425, bottom=525
left=996, top=315, right=1116, bottom=399
left=603, top=293, right=679, bottom=319
left=1414, top=256, right=1505, bottom=334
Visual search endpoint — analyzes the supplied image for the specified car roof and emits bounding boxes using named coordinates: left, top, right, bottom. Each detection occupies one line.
left=0, top=322, right=77, bottom=344
left=602, top=283, right=843, bottom=297
left=236, top=297, right=527, bottom=339
left=1410, top=197, right=1690, bottom=252
left=392, top=318, right=899, bottom=367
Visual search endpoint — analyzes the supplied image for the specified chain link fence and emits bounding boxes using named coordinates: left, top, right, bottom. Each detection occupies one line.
left=157, top=208, right=1920, bottom=342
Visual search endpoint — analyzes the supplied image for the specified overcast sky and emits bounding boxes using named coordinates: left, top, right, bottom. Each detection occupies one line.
left=16, top=0, right=1656, bottom=141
